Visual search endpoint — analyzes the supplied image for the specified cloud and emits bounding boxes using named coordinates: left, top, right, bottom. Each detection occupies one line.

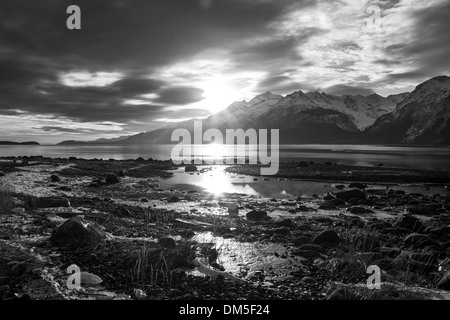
left=0, top=0, right=449, bottom=142
left=155, top=86, right=205, bottom=105
left=324, top=84, right=375, bottom=96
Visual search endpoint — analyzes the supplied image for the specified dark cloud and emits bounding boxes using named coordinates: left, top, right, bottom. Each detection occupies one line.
left=37, top=126, right=88, bottom=133
left=155, top=86, right=205, bottom=105
left=324, top=84, right=375, bottom=96
left=0, top=0, right=317, bottom=141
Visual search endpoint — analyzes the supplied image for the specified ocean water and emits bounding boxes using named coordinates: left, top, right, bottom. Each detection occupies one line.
left=0, top=144, right=450, bottom=171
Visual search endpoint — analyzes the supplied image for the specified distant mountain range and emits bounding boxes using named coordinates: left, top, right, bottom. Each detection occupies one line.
left=0, top=141, right=40, bottom=145
left=58, top=76, right=450, bottom=146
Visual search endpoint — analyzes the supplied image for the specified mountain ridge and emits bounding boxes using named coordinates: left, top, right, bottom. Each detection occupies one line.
left=57, top=76, right=450, bottom=145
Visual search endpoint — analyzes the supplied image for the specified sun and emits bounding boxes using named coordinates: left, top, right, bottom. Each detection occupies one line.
left=199, top=77, right=238, bottom=114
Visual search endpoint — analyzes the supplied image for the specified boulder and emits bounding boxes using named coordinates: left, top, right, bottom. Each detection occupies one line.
left=350, top=207, right=374, bottom=214
left=275, top=219, right=295, bottom=228
left=348, top=183, right=367, bottom=189
left=50, top=174, right=61, bottom=182
left=328, top=198, right=346, bottom=206
left=35, top=196, right=70, bottom=208
left=50, top=217, right=106, bottom=248
left=301, top=277, right=317, bottom=284
left=159, top=237, right=176, bottom=248
left=185, top=165, right=198, bottom=173
left=105, top=173, right=120, bottom=184
left=246, top=210, right=270, bottom=221
left=167, top=195, right=180, bottom=203
left=272, top=227, right=291, bottom=236
left=408, top=205, right=439, bottom=216
left=394, top=215, right=424, bottom=232
left=335, top=189, right=366, bottom=202
left=313, top=230, right=340, bottom=245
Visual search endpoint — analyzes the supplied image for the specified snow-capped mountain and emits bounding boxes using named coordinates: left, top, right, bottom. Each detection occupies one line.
left=365, top=76, right=450, bottom=144
left=256, top=90, right=406, bottom=131
left=203, top=92, right=283, bottom=130
left=63, top=76, right=450, bottom=145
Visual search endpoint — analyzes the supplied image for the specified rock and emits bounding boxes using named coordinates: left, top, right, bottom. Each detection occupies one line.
left=348, top=198, right=362, bottom=205
left=228, top=205, right=239, bottom=217
left=80, top=272, right=103, bottom=286
left=167, top=195, right=180, bottom=203
left=350, top=207, right=374, bottom=214
left=105, top=173, right=120, bottom=184
left=296, top=205, right=310, bottom=212
left=35, top=196, right=70, bottom=208
left=0, top=171, right=5, bottom=177
left=292, top=236, right=310, bottom=246
left=319, top=202, right=337, bottom=210
left=246, top=210, right=270, bottom=221
left=348, top=183, right=367, bottom=189
left=272, top=227, right=291, bottom=236
left=140, top=198, right=149, bottom=203
left=328, top=198, right=346, bottom=206
left=404, top=233, right=438, bottom=248
left=437, top=272, right=450, bottom=290
left=301, top=277, right=317, bottom=284
left=335, top=189, right=366, bottom=202
left=323, top=195, right=335, bottom=201
left=335, top=185, right=346, bottom=190
left=185, top=165, right=198, bottom=173
left=408, top=205, right=439, bottom=216
left=275, top=219, right=295, bottom=228
left=177, top=228, right=196, bottom=238
left=50, top=174, right=61, bottom=182
left=50, top=217, right=106, bottom=248
left=394, top=215, right=424, bottom=232
left=313, top=230, right=340, bottom=245
left=133, top=289, right=147, bottom=300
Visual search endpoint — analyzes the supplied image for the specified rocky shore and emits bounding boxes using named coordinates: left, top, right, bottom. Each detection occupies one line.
left=1, top=156, right=450, bottom=300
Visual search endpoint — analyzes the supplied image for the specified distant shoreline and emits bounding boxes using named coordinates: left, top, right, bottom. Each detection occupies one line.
left=0, top=141, right=40, bottom=146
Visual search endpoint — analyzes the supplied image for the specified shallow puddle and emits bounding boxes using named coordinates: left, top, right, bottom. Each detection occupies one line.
left=191, top=231, right=301, bottom=281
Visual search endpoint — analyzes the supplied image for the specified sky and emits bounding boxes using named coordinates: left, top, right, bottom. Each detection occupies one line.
left=0, top=0, right=449, bottom=144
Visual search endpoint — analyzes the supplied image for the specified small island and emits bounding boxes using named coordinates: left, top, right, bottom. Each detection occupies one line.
left=0, top=141, right=40, bottom=145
